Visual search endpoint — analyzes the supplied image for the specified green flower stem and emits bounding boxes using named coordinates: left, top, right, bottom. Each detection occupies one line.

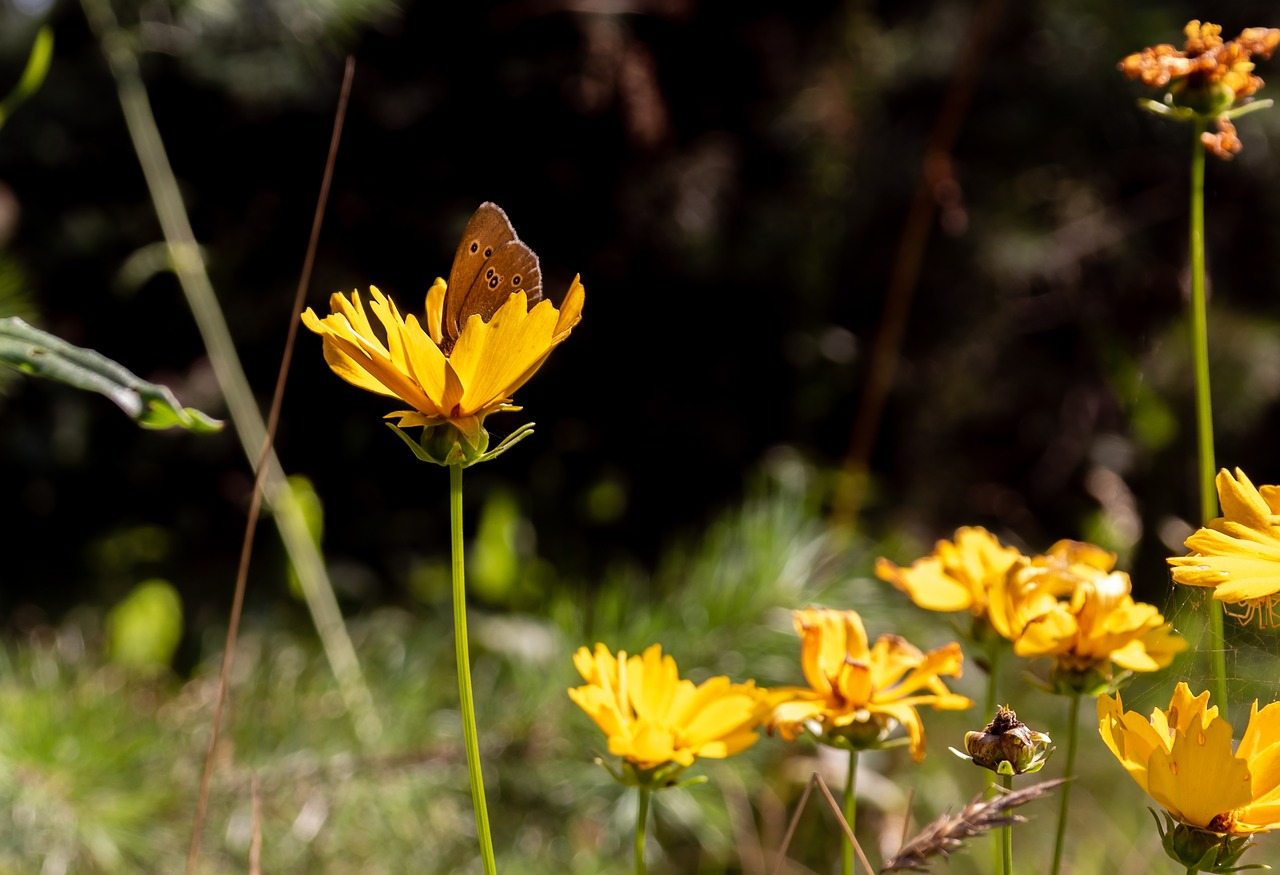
left=985, top=643, right=1003, bottom=874
left=635, top=786, right=651, bottom=875
left=1049, top=694, right=1080, bottom=875
left=1000, top=773, right=1013, bottom=875
left=842, top=750, right=858, bottom=875
left=450, top=463, right=497, bottom=875
left=984, top=644, right=1003, bottom=728
left=1188, top=117, right=1229, bottom=717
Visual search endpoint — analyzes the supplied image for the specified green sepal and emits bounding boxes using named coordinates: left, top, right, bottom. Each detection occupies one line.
left=1136, top=94, right=1274, bottom=126
left=592, top=756, right=699, bottom=792
left=1223, top=98, right=1274, bottom=121
left=387, top=421, right=536, bottom=468
left=1152, top=810, right=1269, bottom=873
left=0, top=316, right=222, bottom=432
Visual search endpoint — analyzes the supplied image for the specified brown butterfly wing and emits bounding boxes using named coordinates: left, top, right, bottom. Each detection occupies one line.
left=457, top=239, right=544, bottom=328
left=444, top=203, right=517, bottom=341
left=443, top=202, right=546, bottom=345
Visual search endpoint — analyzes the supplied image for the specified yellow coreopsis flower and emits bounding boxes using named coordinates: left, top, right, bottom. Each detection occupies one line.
left=568, top=643, right=768, bottom=777
left=1099, top=684, right=1280, bottom=838
left=302, top=276, right=584, bottom=449
left=995, top=541, right=1185, bottom=688
left=875, top=526, right=1025, bottom=617
left=1168, top=468, right=1280, bottom=628
left=767, top=608, right=972, bottom=761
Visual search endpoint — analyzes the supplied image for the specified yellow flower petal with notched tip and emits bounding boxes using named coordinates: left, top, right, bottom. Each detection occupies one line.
left=567, top=643, right=769, bottom=772
left=1099, top=683, right=1280, bottom=835
left=303, top=276, right=584, bottom=447
left=767, top=608, right=972, bottom=761
left=1169, top=468, right=1280, bottom=627
left=876, top=526, right=1025, bottom=615
left=996, top=541, right=1185, bottom=677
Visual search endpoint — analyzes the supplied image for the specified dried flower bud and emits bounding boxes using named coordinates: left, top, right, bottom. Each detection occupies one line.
left=953, top=706, right=1054, bottom=776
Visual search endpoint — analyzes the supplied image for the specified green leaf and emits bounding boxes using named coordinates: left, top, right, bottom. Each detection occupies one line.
left=0, top=26, right=54, bottom=131
left=0, top=316, right=222, bottom=432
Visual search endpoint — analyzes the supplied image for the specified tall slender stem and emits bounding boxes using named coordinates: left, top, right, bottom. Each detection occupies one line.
left=450, top=463, right=497, bottom=875
left=842, top=750, right=858, bottom=875
left=1188, top=119, right=1229, bottom=717
left=635, top=786, right=651, bottom=875
left=984, top=644, right=1003, bottom=725
left=1000, top=773, right=1013, bottom=875
left=1049, top=694, right=1080, bottom=875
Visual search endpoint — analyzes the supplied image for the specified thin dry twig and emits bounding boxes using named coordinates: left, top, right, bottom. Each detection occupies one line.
left=80, top=0, right=379, bottom=752
left=880, top=778, right=1068, bottom=873
left=830, top=0, right=1008, bottom=529
left=770, top=771, right=876, bottom=875
left=179, top=57, right=358, bottom=875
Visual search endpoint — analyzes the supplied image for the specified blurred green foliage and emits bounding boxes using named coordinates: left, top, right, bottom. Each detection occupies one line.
left=106, top=579, right=183, bottom=671
left=0, top=470, right=1275, bottom=872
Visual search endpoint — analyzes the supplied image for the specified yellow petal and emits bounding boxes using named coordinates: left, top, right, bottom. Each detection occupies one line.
left=425, top=278, right=446, bottom=345
left=1146, top=714, right=1252, bottom=828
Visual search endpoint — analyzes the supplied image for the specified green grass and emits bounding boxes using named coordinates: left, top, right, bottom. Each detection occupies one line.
left=0, top=462, right=1275, bottom=873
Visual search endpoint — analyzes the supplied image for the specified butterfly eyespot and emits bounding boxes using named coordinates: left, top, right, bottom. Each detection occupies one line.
left=469, top=241, right=480, bottom=254
left=483, top=247, right=494, bottom=258
left=488, top=276, right=500, bottom=289
left=512, top=275, right=522, bottom=286
left=485, top=267, right=496, bottom=279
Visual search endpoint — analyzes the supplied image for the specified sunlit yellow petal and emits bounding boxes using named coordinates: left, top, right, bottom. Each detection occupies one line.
left=1147, top=716, right=1252, bottom=828
left=425, top=278, right=446, bottom=345
left=875, top=526, right=1024, bottom=615
left=771, top=608, right=969, bottom=758
left=567, top=642, right=765, bottom=774
left=304, top=271, right=583, bottom=439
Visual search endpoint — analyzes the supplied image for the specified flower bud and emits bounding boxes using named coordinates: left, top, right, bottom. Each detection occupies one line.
left=955, top=706, right=1054, bottom=776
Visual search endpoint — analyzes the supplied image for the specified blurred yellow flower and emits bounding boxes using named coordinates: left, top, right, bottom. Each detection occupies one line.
left=1169, top=468, right=1280, bottom=628
left=568, top=643, right=767, bottom=773
left=996, top=541, right=1185, bottom=683
left=302, top=276, right=584, bottom=447
left=1119, top=21, right=1280, bottom=159
left=875, top=526, right=1025, bottom=616
left=767, top=608, right=972, bottom=761
left=1098, top=683, right=1280, bottom=835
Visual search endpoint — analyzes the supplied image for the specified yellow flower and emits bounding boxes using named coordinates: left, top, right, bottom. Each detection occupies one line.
left=568, top=643, right=768, bottom=773
left=767, top=608, right=972, bottom=761
left=302, top=276, right=584, bottom=447
left=1098, top=683, right=1280, bottom=835
left=1118, top=21, right=1280, bottom=159
left=996, top=541, right=1185, bottom=683
left=875, top=526, right=1025, bottom=616
left=1169, top=468, right=1280, bottom=628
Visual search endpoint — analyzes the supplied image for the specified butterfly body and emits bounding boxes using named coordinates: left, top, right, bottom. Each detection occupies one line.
left=443, top=202, right=543, bottom=349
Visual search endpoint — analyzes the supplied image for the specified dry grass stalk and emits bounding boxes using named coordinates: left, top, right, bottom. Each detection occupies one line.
left=881, top=778, right=1068, bottom=873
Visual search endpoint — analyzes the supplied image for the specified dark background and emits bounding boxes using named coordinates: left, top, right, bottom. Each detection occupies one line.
left=3, top=0, right=1280, bottom=650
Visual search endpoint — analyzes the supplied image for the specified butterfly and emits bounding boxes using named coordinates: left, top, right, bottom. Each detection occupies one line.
left=442, top=202, right=544, bottom=351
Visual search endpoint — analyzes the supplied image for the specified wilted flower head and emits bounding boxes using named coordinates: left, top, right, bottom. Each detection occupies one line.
left=1099, top=683, right=1280, bottom=869
left=1119, top=21, right=1280, bottom=159
left=1168, top=467, right=1280, bottom=628
left=875, top=526, right=1025, bottom=619
left=955, top=705, right=1054, bottom=777
left=767, top=608, right=972, bottom=761
left=567, top=643, right=768, bottom=783
left=992, top=541, right=1185, bottom=692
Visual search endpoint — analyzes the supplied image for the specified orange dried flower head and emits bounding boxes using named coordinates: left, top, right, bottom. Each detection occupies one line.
left=1119, top=20, right=1280, bottom=159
